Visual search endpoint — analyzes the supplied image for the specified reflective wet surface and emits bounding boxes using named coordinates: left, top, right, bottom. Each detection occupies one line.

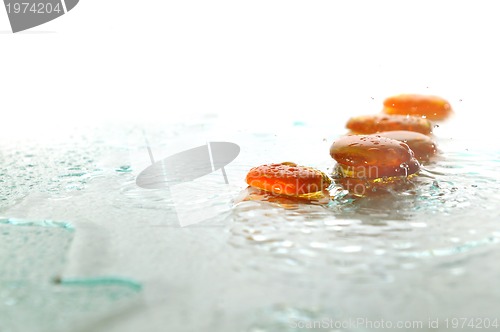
left=1, top=113, right=500, bottom=331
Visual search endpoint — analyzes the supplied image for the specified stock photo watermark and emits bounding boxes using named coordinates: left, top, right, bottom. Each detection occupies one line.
left=246, top=165, right=331, bottom=197
left=333, top=163, right=417, bottom=196
left=290, top=317, right=499, bottom=330
left=3, top=0, right=79, bottom=32
left=136, top=141, right=240, bottom=227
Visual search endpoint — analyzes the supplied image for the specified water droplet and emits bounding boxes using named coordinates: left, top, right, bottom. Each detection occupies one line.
left=116, top=165, right=132, bottom=173
left=310, top=242, right=328, bottom=249
left=337, top=245, right=362, bottom=253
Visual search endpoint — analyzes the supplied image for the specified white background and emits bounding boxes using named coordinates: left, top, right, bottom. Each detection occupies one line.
left=1, top=0, right=500, bottom=141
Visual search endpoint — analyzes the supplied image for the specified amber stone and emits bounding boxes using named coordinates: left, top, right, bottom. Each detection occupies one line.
left=373, top=130, right=437, bottom=161
left=383, top=94, right=453, bottom=120
left=330, top=135, right=420, bottom=178
left=245, top=162, right=331, bottom=198
left=346, top=114, right=432, bottom=135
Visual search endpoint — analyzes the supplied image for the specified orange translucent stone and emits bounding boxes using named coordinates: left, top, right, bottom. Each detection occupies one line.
left=330, top=135, right=420, bottom=178
left=245, top=162, right=331, bottom=198
left=235, top=186, right=330, bottom=206
left=346, top=114, right=432, bottom=135
left=383, top=94, right=453, bottom=120
left=373, top=131, right=437, bottom=162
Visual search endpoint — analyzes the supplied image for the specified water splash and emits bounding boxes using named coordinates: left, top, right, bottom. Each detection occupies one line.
left=229, top=145, right=500, bottom=275
left=0, top=217, right=142, bottom=332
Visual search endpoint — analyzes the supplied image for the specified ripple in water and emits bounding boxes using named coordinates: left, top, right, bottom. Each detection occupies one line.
left=0, top=139, right=107, bottom=212
left=229, top=147, right=500, bottom=274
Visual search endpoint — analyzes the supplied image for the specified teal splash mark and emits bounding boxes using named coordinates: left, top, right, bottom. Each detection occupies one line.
left=0, top=217, right=75, bottom=231
left=59, top=277, right=143, bottom=292
left=115, top=165, right=133, bottom=173
left=0, top=217, right=142, bottom=332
